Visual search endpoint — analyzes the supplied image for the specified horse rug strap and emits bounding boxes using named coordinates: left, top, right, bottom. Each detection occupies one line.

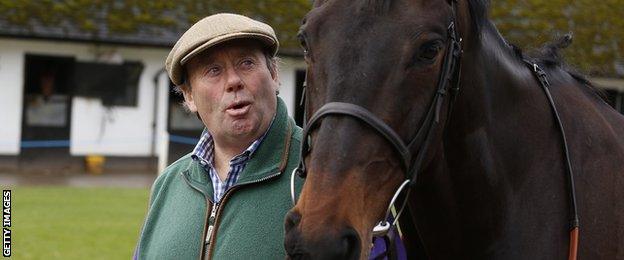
left=523, top=59, right=579, bottom=260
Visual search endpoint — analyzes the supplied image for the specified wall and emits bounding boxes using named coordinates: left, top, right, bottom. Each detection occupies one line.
left=0, top=41, right=24, bottom=155
left=0, top=38, right=170, bottom=156
left=0, top=38, right=304, bottom=157
left=70, top=46, right=170, bottom=156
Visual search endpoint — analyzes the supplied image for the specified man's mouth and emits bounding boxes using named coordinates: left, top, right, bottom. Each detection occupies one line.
left=225, top=101, right=252, bottom=116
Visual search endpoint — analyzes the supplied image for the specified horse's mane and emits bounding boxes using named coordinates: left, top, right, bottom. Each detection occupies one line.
left=467, top=0, right=490, bottom=35
left=467, top=0, right=607, bottom=102
left=512, top=34, right=608, bottom=102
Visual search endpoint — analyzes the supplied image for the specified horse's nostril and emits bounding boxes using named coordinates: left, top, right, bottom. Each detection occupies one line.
left=284, top=210, right=304, bottom=258
left=284, top=214, right=361, bottom=260
left=284, top=210, right=302, bottom=232
left=341, top=228, right=361, bottom=260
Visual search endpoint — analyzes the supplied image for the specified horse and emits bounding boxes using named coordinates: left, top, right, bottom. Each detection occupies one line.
left=283, top=0, right=624, bottom=259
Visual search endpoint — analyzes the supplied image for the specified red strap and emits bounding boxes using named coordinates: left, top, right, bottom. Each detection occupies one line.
left=568, top=227, right=579, bottom=260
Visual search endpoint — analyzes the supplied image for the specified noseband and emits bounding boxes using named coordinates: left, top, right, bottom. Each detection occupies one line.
left=290, top=0, right=463, bottom=236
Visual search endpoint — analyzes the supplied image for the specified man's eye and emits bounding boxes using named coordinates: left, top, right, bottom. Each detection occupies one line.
left=206, top=66, right=221, bottom=76
left=239, top=58, right=255, bottom=69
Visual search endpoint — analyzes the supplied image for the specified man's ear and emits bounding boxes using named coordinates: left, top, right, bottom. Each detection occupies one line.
left=180, top=85, right=197, bottom=112
left=271, top=75, right=282, bottom=97
left=269, top=64, right=280, bottom=93
left=270, top=64, right=279, bottom=81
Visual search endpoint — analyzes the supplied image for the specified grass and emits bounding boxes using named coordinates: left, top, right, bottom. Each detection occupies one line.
left=7, top=187, right=149, bottom=260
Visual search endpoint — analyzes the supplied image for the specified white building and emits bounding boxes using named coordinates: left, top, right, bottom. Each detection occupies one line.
left=0, top=16, right=622, bottom=174
left=0, top=20, right=306, bottom=173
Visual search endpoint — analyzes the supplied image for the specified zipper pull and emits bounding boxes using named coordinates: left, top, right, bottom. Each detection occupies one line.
left=205, top=203, right=219, bottom=244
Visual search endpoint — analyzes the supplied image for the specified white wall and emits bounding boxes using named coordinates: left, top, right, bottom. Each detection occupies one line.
left=70, top=47, right=170, bottom=156
left=0, top=38, right=170, bottom=156
left=278, top=57, right=306, bottom=117
left=0, top=42, right=25, bottom=155
left=0, top=38, right=304, bottom=157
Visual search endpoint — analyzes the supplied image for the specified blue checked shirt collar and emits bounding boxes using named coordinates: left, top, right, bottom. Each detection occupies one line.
left=191, top=119, right=273, bottom=202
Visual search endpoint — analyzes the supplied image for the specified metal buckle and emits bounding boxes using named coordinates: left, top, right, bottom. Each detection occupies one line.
left=372, top=180, right=411, bottom=236
left=290, top=167, right=301, bottom=205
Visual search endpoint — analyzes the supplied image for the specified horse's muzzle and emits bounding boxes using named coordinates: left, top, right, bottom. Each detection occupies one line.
left=284, top=210, right=362, bottom=260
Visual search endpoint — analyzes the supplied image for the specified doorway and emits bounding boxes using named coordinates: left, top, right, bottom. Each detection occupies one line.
left=20, top=54, right=77, bottom=170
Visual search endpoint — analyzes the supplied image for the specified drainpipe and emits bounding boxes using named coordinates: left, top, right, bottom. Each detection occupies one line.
left=152, top=68, right=168, bottom=173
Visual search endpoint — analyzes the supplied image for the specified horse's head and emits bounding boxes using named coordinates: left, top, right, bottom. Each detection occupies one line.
left=285, top=0, right=464, bottom=258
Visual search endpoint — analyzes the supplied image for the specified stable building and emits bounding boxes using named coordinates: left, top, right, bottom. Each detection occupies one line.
left=0, top=15, right=622, bottom=175
left=0, top=16, right=306, bottom=174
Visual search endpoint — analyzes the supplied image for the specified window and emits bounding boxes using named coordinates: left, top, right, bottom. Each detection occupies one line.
left=73, top=61, right=143, bottom=106
left=604, top=89, right=624, bottom=114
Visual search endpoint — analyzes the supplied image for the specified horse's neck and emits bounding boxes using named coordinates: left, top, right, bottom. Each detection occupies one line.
left=448, top=26, right=624, bottom=173
left=409, top=18, right=624, bottom=260
left=409, top=28, right=574, bottom=257
left=446, top=27, right=558, bottom=167
left=443, top=28, right=543, bottom=171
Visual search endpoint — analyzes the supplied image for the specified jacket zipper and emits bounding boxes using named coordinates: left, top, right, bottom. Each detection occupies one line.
left=205, top=202, right=219, bottom=245
left=179, top=172, right=214, bottom=260
left=204, top=171, right=282, bottom=260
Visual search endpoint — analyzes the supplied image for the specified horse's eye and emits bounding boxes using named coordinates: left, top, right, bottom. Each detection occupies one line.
left=297, top=32, right=309, bottom=55
left=419, top=41, right=443, bottom=61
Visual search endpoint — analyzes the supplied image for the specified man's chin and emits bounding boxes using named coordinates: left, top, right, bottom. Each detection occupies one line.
left=228, top=120, right=257, bottom=136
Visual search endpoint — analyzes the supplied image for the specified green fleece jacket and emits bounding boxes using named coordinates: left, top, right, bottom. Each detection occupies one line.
left=136, top=98, right=303, bottom=259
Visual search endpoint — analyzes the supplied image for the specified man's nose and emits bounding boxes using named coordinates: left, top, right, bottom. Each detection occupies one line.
left=225, top=69, right=244, bottom=93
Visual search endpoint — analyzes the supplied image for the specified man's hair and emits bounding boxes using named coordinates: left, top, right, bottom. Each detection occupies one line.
left=174, top=49, right=279, bottom=111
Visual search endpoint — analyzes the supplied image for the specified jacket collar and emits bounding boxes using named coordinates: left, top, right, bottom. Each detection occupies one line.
left=182, top=97, right=293, bottom=193
left=237, top=97, right=293, bottom=183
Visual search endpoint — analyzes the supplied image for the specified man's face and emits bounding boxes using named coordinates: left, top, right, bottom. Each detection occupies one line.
left=182, top=39, right=278, bottom=145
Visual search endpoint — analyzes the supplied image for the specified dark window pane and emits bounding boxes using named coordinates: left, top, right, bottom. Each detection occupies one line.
left=72, top=61, right=143, bottom=107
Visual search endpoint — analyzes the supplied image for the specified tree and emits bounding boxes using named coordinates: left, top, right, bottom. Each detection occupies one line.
left=490, top=0, right=624, bottom=76
left=1, top=1, right=621, bottom=76
left=0, top=0, right=311, bottom=51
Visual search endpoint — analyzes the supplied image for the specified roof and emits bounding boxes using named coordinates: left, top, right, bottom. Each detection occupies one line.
left=0, top=9, right=304, bottom=57
left=0, top=15, right=183, bottom=48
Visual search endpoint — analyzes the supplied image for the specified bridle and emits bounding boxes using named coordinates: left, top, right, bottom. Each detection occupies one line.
left=290, top=0, right=463, bottom=236
left=288, top=1, right=580, bottom=259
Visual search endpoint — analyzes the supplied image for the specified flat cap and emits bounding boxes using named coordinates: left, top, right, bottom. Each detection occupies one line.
left=166, top=13, right=279, bottom=85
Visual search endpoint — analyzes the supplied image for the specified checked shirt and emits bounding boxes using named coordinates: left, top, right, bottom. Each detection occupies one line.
left=191, top=124, right=271, bottom=202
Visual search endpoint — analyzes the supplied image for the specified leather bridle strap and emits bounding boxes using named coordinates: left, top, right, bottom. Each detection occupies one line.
left=406, top=21, right=463, bottom=185
left=301, top=102, right=412, bottom=173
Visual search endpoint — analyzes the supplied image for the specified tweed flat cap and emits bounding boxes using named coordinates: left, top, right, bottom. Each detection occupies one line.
left=166, top=13, right=279, bottom=85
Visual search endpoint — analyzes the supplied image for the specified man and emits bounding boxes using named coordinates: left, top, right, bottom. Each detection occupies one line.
left=135, top=13, right=302, bottom=259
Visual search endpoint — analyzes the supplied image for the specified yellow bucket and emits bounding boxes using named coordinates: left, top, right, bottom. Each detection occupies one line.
left=85, top=155, right=105, bottom=175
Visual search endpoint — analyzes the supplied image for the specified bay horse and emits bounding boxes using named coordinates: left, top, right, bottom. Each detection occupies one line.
left=284, top=0, right=624, bottom=259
